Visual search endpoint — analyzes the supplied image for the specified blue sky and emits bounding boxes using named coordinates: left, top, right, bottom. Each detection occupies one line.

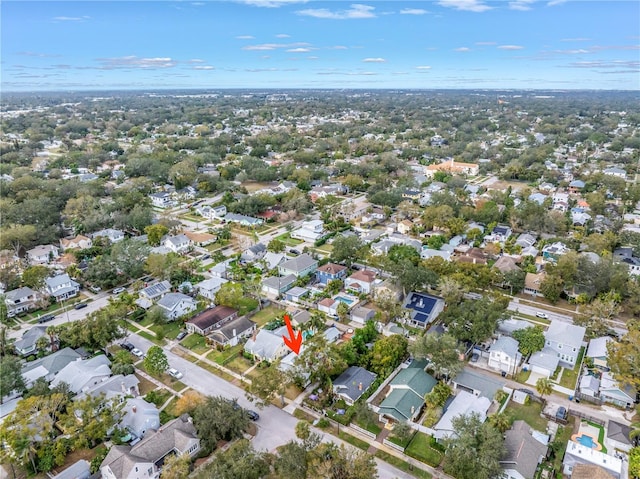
left=2, top=1, right=639, bottom=91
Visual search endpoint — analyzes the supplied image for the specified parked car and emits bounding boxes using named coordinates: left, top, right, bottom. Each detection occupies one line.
left=38, top=314, right=55, bottom=324
left=470, top=353, right=480, bottom=363
left=536, top=312, right=549, bottom=319
left=246, top=410, right=260, bottom=421
left=112, top=287, right=126, bottom=295
left=89, top=286, right=102, bottom=294
left=176, top=331, right=188, bottom=341
left=74, top=302, right=88, bottom=310
left=131, top=348, right=144, bottom=358
left=167, top=367, right=183, bottom=379
left=120, top=342, right=135, bottom=351
left=556, top=406, right=567, bottom=421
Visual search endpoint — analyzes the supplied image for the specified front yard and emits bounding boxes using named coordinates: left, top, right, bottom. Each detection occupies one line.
left=249, top=305, right=283, bottom=328
left=505, top=400, right=548, bottom=432
left=558, top=347, right=585, bottom=389
left=180, top=334, right=209, bottom=355
left=405, top=432, right=444, bottom=467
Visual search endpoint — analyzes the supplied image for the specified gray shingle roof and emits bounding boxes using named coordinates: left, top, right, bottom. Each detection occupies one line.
left=333, top=366, right=377, bottom=403
left=280, top=254, right=317, bottom=273
left=501, top=420, right=548, bottom=478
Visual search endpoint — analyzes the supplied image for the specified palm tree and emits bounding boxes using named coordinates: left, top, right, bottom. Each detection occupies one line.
left=489, top=412, right=512, bottom=433
left=536, top=377, right=553, bottom=400
left=46, top=325, right=59, bottom=352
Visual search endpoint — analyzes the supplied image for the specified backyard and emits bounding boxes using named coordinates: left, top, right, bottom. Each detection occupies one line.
left=249, top=305, right=283, bottom=328
left=558, top=347, right=585, bottom=389
left=505, top=400, right=548, bottom=432
left=275, top=232, right=305, bottom=246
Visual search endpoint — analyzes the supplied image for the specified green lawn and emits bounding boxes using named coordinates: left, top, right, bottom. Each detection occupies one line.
left=559, top=347, right=585, bottom=389
left=374, top=450, right=431, bottom=479
left=275, top=232, right=304, bottom=246
left=137, top=330, right=164, bottom=345
left=337, top=430, right=370, bottom=451
left=514, top=369, right=531, bottom=384
left=181, top=334, right=209, bottom=355
left=505, top=401, right=548, bottom=432
left=552, top=423, right=574, bottom=472
left=207, top=344, right=244, bottom=365
left=405, top=433, right=443, bottom=467
left=150, top=321, right=184, bottom=340
left=237, top=298, right=259, bottom=316
left=223, top=355, right=254, bottom=375
left=250, top=306, right=283, bottom=328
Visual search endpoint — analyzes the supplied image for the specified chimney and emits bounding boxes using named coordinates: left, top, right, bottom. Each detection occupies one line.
left=358, top=382, right=363, bottom=391
left=410, top=405, right=415, bottom=415
left=132, top=405, right=137, bottom=413
left=233, top=329, right=237, bottom=338
left=121, top=382, right=126, bottom=393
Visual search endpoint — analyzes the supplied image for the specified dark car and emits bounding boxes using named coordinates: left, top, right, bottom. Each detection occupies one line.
left=556, top=406, right=567, bottom=421
left=247, top=410, right=260, bottom=421
left=176, top=331, right=188, bottom=341
left=470, top=353, right=480, bottom=363
left=120, top=341, right=135, bottom=352
left=38, top=314, right=55, bottom=323
left=74, top=302, right=88, bottom=310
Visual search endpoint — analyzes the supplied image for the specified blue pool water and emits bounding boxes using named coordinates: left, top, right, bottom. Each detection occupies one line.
left=335, top=296, right=354, bottom=305
left=577, top=435, right=595, bottom=448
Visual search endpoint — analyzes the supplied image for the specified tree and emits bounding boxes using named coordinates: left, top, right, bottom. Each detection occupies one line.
left=192, top=439, right=269, bottom=479
left=110, top=239, right=150, bottom=280
left=0, top=355, right=25, bottom=403
left=59, top=393, right=121, bottom=449
left=0, top=299, right=8, bottom=326
left=192, top=396, right=250, bottom=453
left=629, top=447, right=640, bottom=479
left=488, top=412, right=513, bottom=433
left=440, top=298, right=506, bottom=344
left=535, top=377, right=553, bottom=399
left=174, top=390, right=206, bottom=416
left=424, top=381, right=452, bottom=409
left=438, top=277, right=466, bottom=304
left=144, top=224, right=169, bottom=247
left=215, top=282, right=244, bottom=309
left=160, top=453, right=191, bottom=479
left=370, top=334, right=408, bottom=377
left=0, top=224, right=37, bottom=256
left=267, top=238, right=285, bottom=253
left=512, top=326, right=545, bottom=357
left=307, top=442, right=378, bottom=479
left=295, top=420, right=311, bottom=440
left=336, top=301, right=349, bottom=323
left=575, top=295, right=621, bottom=338
left=503, top=269, right=526, bottom=294
left=443, top=413, right=505, bottom=479
left=410, top=333, right=462, bottom=380
left=111, top=350, right=135, bottom=376
left=246, top=362, right=289, bottom=408
left=607, top=320, right=640, bottom=390
left=331, top=235, right=363, bottom=266
left=294, top=334, right=347, bottom=388
left=21, top=265, right=50, bottom=289
left=540, top=273, right=564, bottom=304
left=143, top=346, right=169, bottom=376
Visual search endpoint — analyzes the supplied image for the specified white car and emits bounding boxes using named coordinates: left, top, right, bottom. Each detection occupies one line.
left=167, top=367, right=183, bottom=379
left=112, top=287, right=126, bottom=295
left=131, top=348, right=144, bottom=358
left=536, top=312, right=549, bottom=319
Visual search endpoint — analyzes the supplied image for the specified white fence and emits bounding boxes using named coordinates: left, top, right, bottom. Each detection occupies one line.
left=349, top=423, right=377, bottom=440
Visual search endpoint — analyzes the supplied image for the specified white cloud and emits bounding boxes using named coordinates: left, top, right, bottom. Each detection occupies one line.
left=400, top=8, right=428, bottom=15
left=416, top=65, right=432, bottom=70
left=567, top=60, right=640, bottom=69
left=275, top=33, right=290, bottom=38
left=236, top=35, right=255, bottom=40
left=454, top=47, right=471, bottom=52
left=95, top=56, right=177, bottom=69
left=52, top=15, right=90, bottom=21
left=329, top=45, right=349, bottom=50
left=243, top=42, right=311, bottom=51
left=547, top=0, right=566, bottom=5
left=193, top=65, right=215, bottom=70
left=296, top=4, right=376, bottom=19
left=239, top=0, right=308, bottom=7
left=189, top=59, right=206, bottom=63
left=287, top=48, right=313, bottom=52
left=560, top=37, right=590, bottom=42
left=554, top=49, right=590, bottom=54
left=437, top=0, right=492, bottom=12
left=475, top=41, right=497, bottom=46
left=509, top=0, right=535, bottom=11
left=498, top=45, right=524, bottom=50
left=362, top=57, right=386, bottom=63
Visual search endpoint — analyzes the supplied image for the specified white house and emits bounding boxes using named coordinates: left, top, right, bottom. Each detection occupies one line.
left=156, top=293, right=197, bottom=320
left=345, top=269, right=377, bottom=294
left=244, top=326, right=289, bottom=362
left=45, top=274, right=80, bottom=301
left=290, top=220, right=327, bottom=242
left=562, top=441, right=622, bottom=479
left=50, top=355, right=112, bottom=394
left=194, top=277, right=228, bottom=301
left=26, top=244, right=59, bottom=264
left=544, top=321, right=585, bottom=368
left=91, top=228, right=125, bottom=243
left=488, top=336, right=522, bottom=376
left=5, top=287, right=38, bottom=317
left=163, top=234, right=191, bottom=254
left=149, top=191, right=174, bottom=208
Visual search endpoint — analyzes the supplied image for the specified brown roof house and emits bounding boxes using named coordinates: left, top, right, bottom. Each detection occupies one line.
left=207, top=316, right=256, bottom=348
left=100, top=415, right=199, bottom=479
left=523, top=272, right=545, bottom=298
left=345, top=269, right=377, bottom=294
left=186, top=305, right=238, bottom=336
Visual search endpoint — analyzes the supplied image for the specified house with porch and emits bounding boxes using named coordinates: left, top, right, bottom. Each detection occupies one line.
left=5, top=287, right=38, bottom=317
left=333, top=367, right=377, bottom=405
left=60, top=235, right=93, bottom=251
left=91, top=228, right=125, bottom=243
left=585, top=337, right=611, bottom=371
left=186, top=305, right=238, bottom=335
left=316, top=263, right=348, bottom=285
left=488, top=336, right=522, bottom=377
left=545, top=321, right=585, bottom=368
left=278, top=254, right=318, bottom=278
left=244, top=326, right=289, bottom=362
left=523, top=272, right=545, bottom=297
left=27, top=244, right=59, bottom=264
left=500, top=420, right=549, bottom=479
left=402, top=292, right=445, bottom=329
left=14, top=326, right=49, bottom=357
left=50, top=355, right=112, bottom=394
left=156, top=293, right=197, bottom=320
left=139, top=281, right=172, bottom=302
left=207, top=316, right=256, bottom=348
left=261, top=274, right=297, bottom=299
left=194, top=277, right=228, bottom=301
left=433, top=390, right=491, bottom=440
left=345, top=269, right=377, bottom=294
left=378, top=364, right=436, bottom=424
left=45, top=273, right=80, bottom=302
left=164, top=234, right=191, bottom=254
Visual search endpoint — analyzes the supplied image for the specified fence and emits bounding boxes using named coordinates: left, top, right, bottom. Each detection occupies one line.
left=383, top=438, right=406, bottom=453
left=574, top=391, right=604, bottom=406
left=568, top=409, right=605, bottom=426
left=349, top=423, right=377, bottom=440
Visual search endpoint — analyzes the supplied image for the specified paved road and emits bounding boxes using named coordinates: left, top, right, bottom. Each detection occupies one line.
left=126, top=333, right=413, bottom=478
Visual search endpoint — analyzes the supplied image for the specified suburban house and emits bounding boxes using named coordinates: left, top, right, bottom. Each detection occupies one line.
left=451, top=368, right=505, bottom=399
left=599, top=371, right=636, bottom=408
left=488, top=336, right=522, bottom=377
left=60, top=235, right=93, bottom=251
left=139, top=281, right=172, bottom=302
left=21, top=347, right=82, bottom=387
left=91, top=228, right=125, bottom=243
left=527, top=348, right=560, bottom=379
left=425, top=159, right=479, bottom=177
left=402, top=292, right=445, bottom=329
left=606, top=421, right=634, bottom=453
left=542, top=242, right=571, bottom=263
left=223, top=213, right=264, bottom=227
left=149, top=191, right=174, bottom=208
left=100, top=415, right=200, bottom=479
left=613, top=247, right=640, bottom=277
left=350, top=305, right=376, bottom=325
left=500, top=420, right=549, bottom=479
left=186, top=305, right=238, bottom=335
left=50, top=355, right=112, bottom=394
left=284, top=286, right=309, bottom=304
left=156, top=293, right=197, bottom=320
left=163, top=234, right=191, bottom=254
left=278, top=254, right=318, bottom=278
left=260, top=252, right=287, bottom=271
left=196, top=204, right=227, bottom=219
left=241, top=243, right=266, bottom=263
left=585, top=337, right=612, bottom=370
left=317, top=298, right=339, bottom=317
left=545, top=321, right=585, bottom=368
left=45, top=273, right=80, bottom=301
left=378, top=363, right=437, bottom=423
left=50, top=460, right=91, bottom=479
left=13, top=326, right=49, bottom=357
left=27, top=244, right=60, bottom=264
left=332, top=366, right=377, bottom=405
left=194, top=277, right=228, bottom=301
left=488, top=225, right=513, bottom=243
left=433, top=390, right=491, bottom=440
left=570, top=465, right=617, bottom=479
left=207, top=316, right=256, bottom=348
left=5, top=287, right=38, bottom=317
left=75, top=374, right=140, bottom=403
left=290, top=310, right=311, bottom=328
left=244, top=326, right=289, bottom=362
left=290, top=220, right=327, bottom=242
left=119, top=398, right=160, bottom=441
left=316, top=263, right=348, bottom=285
left=562, top=441, right=622, bottom=479
left=523, top=272, right=545, bottom=297
left=345, top=269, right=377, bottom=294
left=261, top=274, right=297, bottom=299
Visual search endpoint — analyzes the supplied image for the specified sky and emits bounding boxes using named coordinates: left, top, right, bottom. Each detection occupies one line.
left=1, top=0, right=639, bottom=91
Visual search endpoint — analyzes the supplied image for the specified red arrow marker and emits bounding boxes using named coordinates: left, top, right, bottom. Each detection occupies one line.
left=282, top=313, right=302, bottom=355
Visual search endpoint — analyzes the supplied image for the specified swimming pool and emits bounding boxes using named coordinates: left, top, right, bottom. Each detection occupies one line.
left=334, top=296, right=354, bottom=305
left=577, top=434, right=595, bottom=448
